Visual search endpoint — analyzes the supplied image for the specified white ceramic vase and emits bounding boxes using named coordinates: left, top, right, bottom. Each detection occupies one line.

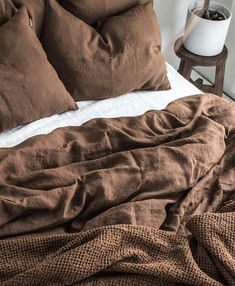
left=183, top=1, right=232, bottom=56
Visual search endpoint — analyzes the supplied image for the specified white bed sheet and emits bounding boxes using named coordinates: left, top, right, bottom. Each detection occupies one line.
left=0, top=63, right=201, bottom=148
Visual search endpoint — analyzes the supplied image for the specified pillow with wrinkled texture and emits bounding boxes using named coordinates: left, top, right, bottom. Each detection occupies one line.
left=41, top=0, right=170, bottom=101
left=0, top=7, right=77, bottom=133
left=59, top=0, right=152, bottom=25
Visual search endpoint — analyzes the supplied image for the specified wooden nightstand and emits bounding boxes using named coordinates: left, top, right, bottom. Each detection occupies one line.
left=174, top=37, right=228, bottom=97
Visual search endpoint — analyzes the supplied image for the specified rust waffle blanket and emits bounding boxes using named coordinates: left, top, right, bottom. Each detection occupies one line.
left=0, top=94, right=234, bottom=285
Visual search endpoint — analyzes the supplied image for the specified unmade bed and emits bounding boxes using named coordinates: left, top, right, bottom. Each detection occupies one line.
left=0, top=79, right=235, bottom=286
left=0, top=0, right=235, bottom=285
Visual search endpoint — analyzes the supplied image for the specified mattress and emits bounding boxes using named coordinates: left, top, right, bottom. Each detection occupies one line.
left=0, top=63, right=201, bottom=148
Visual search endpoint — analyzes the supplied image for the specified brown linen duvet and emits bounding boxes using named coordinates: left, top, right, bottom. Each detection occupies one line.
left=0, top=94, right=235, bottom=286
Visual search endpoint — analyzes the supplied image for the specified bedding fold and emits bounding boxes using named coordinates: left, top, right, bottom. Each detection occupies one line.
left=0, top=93, right=234, bottom=285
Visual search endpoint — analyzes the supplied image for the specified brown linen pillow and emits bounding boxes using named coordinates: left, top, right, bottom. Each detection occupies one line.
left=59, top=0, right=152, bottom=25
left=0, top=7, right=77, bottom=133
left=41, top=0, right=170, bottom=101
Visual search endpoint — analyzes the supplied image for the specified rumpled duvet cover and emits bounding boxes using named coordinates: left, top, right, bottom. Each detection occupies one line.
left=0, top=94, right=234, bottom=285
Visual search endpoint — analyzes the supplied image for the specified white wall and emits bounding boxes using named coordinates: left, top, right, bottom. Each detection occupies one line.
left=154, top=0, right=188, bottom=67
left=154, top=0, right=235, bottom=99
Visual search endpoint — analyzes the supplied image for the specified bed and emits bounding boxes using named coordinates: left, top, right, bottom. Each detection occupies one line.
left=1, top=64, right=234, bottom=286
left=0, top=0, right=235, bottom=285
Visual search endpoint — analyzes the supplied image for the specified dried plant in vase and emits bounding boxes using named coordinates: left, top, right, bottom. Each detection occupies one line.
left=195, top=0, right=226, bottom=21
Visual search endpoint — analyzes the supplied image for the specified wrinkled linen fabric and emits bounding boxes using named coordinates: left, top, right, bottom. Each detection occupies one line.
left=0, top=94, right=234, bottom=285
left=0, top=7, right=77, bottom=133
left=41, top=0, right=170, bottom=101
left=59, top=0, right=152, bottom=25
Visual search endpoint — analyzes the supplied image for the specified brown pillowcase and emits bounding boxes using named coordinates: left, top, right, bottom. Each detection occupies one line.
left=59, top=0, right=152, bottom=25
left=0, top=0, right=45, bottom=36
left=41, top=0, right=170, bottom=101
left=0, top=7, right=77, bottom=133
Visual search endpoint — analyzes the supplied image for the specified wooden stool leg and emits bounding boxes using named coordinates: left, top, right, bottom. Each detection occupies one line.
left=214, top=63, right=226, bottom=97
left=178, top=61, right=193, bottom=81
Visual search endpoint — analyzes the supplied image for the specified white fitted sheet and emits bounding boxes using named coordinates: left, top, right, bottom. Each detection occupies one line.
left=0, top=63, right=201, bottom=148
